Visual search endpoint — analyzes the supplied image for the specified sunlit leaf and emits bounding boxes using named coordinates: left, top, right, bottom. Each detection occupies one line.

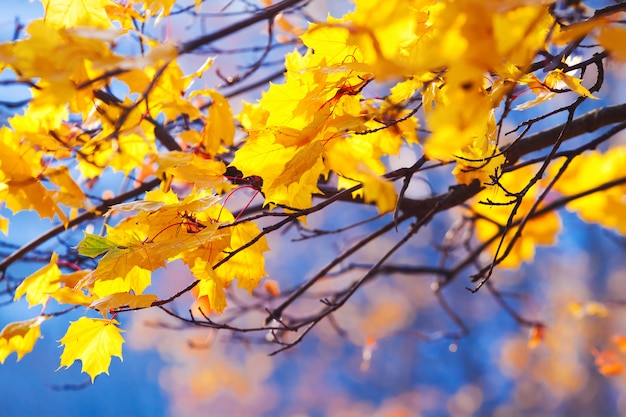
left=545, top=69, right=598, bottom=99
left=0, top=317, right=47, bottom=363
left=592, top=349, right=624, bottom=377
left=14, top=253, right=61, bottom=308
left=89, top=293, right=157, bottom=312
left=42, top=0, right=115, bottom=29
left=58, top=317, right=124, bottom=382
left=596, top=26, right=626, bottom=62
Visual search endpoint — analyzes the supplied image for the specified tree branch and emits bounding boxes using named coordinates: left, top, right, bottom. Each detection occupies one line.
left=504, top=102, right=626, bottom=165
left=178, top=0, right=309, bottom=55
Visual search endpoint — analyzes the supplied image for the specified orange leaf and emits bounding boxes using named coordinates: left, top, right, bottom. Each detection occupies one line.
left=612, top=335, right=626, bottom=353
left=528, top=325, right=544, bottom=349
left=262, top=279, right=280, bottom=297
left=592, top=349, right=624, bottom=377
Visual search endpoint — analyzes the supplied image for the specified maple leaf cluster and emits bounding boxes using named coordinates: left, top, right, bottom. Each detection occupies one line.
left=0, top=0, right=625, bottom=383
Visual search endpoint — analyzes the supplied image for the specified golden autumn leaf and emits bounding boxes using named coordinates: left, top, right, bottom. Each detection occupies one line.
left=263, top=140, right=327, bottom=209
left=46, top=166, right=87, bottom=209
left=216, top=221, right=270, bottom=294
left=192, top=259, right=228, bottom=314
left=42, top=0, right=115, bottom=29
left=135, top=0, right=177, bottom=19
left=58, top=317, right=124, bottom=382
left=552, top=17, right=607, bottom=45
left=48, top=286, right=96, bottom=306
left=231, top=131, right=326, bottom=209
left=0, top=317, right=47, bottom=363
left=89, top=293, right=157, bottom=313
left=0, top=128, right=68, bottom=222
left=423, top=66, right=496, bottom=161
left=452, top=112, right=504, bottom=188
left=596, top=26, right=626, bottom=62
left=0, top=215, right=8, bottom=235
left=156, top=151, right=227, bottom=189
left=544, top=69, right=598, bottom=99
left=359, top=173, right=397, bottom=214
left=14, top=253, right=61, bottom=308
left=550, top=148, right=626, bottom=236
left=91, top=266, right=152, bottom=299
left=190, top=89, right=235, bottom=157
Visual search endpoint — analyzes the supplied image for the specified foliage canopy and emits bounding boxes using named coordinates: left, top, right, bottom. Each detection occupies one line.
left=1, top=0, right=626, bottom=398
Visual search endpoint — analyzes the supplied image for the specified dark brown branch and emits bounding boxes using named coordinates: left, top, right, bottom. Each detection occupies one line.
left=268, top=211, right=413, bottom=323
left=93, top=90, right=181, bottom=152
left=152, top=183, right=365, bottom=307
left=505, top=102, right=626, bottom=165
left=178, top=0, right=309, bottom=55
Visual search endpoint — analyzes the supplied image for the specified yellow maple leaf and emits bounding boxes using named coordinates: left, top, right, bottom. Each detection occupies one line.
left=360, top=174, right=397, bottom=214
left=512, top=74, right=556, bottom=111
left=219, top=221, right=270, bottom=293
left=192, top=259, right=228, bottom=314
left=493, top=4, right=551, bottom=67
left=552, top=16, right=608, bottom=45
left=237, top=101, right=269, bottom=131
left=46, top=166, right=87, bottom=209
left=550, top=147, right=626, bottom=235
left=0, top=214, right=7, bottom=235
left=324, top=132, right=397, bottom=213
left=86, top=232, right=163, bottom=282
left=597, top=26, right=626, bottom=62
left=198, top=90, right=236, bottom=157
left=77, top=190, right=226, bottom=290
left=452, top=114, right=504, bottom=187
left=48, top=286, right=96, bottom=306
left=0, top=128, right=67, bottom=222
left=89, top=292, right=157, bottom=313
left=156, top=151, right=227, bottom=189
left=231, top=130, right=327, bottom=209
left=133, top=0, right=177, bottom=20
left=0, top=317, right=47, bottom=363
left=264, top=140, right=327, bottom=209
left=423, top=65, right=496, bottom=161
left=14, top=253, right=61, bottom=308
left=300, top=2, right=421, bottom=79
left=42, top=0, right=115, bottom=29
left=58, top=317, right=124, bottom=382
left=544, top=69, right=598, bottom=99
left=91, top=266, right=152, bottom=299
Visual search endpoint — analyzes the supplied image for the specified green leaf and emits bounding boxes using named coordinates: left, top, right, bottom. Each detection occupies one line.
left=77, top=233, right=116, bottom=258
